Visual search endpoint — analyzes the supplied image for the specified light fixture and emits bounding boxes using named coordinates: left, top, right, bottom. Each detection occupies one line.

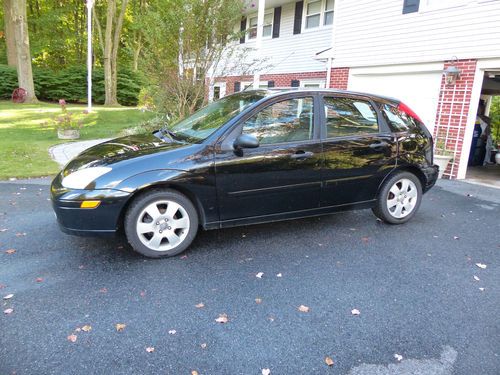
left=444, top=58, right=461, bottom=86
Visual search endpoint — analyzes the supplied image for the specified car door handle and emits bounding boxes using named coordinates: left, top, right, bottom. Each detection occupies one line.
left=290, top=151, right=314, bottom=160
left=369, top=141, right=389, bottom=150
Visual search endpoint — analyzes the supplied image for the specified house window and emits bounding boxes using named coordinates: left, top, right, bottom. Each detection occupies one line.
left=324, top=0, right=335, bottom=25
left=300, top=79, right=325, bottom=88
left=304, top=0, right=335, bottom=30
left=248, top=10, right=274, bottom=40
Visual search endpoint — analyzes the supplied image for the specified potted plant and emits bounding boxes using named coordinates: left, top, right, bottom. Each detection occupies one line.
left=434, top=139, right=454, bottom=178
left=52, top=99, right=84, bottom=140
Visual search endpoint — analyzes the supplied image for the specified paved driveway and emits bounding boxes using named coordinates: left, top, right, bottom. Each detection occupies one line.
left=0, top=180, right=498, bottom=375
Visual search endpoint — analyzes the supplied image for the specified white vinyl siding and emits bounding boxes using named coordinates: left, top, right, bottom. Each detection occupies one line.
left=332, top=0, right=500, bottom=68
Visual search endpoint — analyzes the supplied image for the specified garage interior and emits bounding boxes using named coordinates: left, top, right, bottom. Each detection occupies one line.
left=465, top=71, right=500, bottom=188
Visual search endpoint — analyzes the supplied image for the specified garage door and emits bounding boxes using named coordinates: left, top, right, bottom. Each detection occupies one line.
left=348, top=67, right=442, bottom=134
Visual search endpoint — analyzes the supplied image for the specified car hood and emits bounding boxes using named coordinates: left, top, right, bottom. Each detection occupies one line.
left=63, top=133, right=189, bottom=175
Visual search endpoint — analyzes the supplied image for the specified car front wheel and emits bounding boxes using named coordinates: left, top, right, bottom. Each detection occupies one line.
left=372, top=171, right=422, bottom=224
left=124, top=189, right=198, bottom=258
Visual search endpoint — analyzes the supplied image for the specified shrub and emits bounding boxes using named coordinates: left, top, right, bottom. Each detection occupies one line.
left=0, top=64, right=142, bottom=106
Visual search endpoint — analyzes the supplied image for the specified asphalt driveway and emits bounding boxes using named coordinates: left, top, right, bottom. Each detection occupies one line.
left=0, top=180, right=499, bottom=375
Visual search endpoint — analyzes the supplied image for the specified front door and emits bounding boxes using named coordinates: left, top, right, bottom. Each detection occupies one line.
left=320, top=95, right=397, bottom=207
left=215, top=95, right=323, bottom=222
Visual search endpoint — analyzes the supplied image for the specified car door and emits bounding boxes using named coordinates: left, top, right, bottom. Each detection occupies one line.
left=320, top=94, right=397, bottom=207
left=214, top=94, right=323, bottom=222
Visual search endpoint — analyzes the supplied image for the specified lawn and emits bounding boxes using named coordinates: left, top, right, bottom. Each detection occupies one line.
left=0, top=101, right=155, bottom=180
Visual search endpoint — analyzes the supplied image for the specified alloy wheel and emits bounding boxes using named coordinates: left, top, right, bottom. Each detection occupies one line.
left=386, top=178, right=418, bottom=219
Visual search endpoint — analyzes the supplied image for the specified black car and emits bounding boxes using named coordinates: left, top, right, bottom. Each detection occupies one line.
left=51, top=89, right=438, bottom=258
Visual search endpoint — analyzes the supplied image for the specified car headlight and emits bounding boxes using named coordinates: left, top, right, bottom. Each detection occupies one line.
left=61, top=167, right=112, bottom=189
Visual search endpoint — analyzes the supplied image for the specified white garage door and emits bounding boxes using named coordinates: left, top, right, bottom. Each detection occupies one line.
left=348, top=66, right=443, bottom=134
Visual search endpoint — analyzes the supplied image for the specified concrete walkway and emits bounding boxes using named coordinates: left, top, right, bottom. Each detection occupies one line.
left=49, top=138, right=110, bottom=166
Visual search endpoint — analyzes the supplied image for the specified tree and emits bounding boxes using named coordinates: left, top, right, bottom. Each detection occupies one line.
left=140, top=0, right=263, bottom=117
left=10, top=0, right=37, bottom=102
left=94, top=0, right=129, bottom=106
left=2, top=0, right=17, bottom=67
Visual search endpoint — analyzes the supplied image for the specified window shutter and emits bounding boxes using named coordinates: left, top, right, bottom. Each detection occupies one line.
left=272, top=7, right=281, bottom=38
left=234, top=81, right=241, bottom=92
left=293, top=1, right=303, bottom=35
left=240, top=17, right=247, bottom=44
left=402, top=0, right=420, bottom=14
left=268, top=81, right=275, bottom=88
left=291, top=79, right=300, bottom=87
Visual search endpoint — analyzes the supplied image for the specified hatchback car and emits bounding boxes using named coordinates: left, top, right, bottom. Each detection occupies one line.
left=51, top=89, right=438, bottom=258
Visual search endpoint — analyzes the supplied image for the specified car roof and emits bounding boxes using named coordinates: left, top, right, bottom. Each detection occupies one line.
left=244, top=88, right=401, bottom=105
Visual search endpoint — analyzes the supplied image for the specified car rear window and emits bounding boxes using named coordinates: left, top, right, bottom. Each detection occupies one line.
left=379, top=103, right=418, bottom=132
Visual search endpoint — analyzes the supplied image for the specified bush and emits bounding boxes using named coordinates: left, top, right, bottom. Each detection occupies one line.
left=0, top=64, right=142, bottom=106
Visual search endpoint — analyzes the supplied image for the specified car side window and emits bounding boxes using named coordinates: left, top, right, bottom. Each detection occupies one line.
left=323, top=97, right=379, bottom=138
left=242, top=97, right=314, bottom=145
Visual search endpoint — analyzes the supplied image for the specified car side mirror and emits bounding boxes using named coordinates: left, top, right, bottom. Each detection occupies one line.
left=233, top=134, right=259, bottom=150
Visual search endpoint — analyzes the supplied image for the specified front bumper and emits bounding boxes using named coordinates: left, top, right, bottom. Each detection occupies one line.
left=423, top=164, right=439, bottom=192
left=51, top=173, right=131, bottom=237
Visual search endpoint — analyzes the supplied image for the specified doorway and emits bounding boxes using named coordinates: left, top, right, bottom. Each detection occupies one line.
left=465, top=71, right=500, bottom=188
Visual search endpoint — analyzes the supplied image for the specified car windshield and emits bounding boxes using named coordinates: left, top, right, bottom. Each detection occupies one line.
left=165, top=91, right=268, bottom=143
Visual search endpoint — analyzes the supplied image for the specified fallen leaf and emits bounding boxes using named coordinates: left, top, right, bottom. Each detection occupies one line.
left=473, top=275, right=480, bottom=281
left=298, top=305, right=310, bottom=313
left=195, top=302, right=205, bottom=309
left=0, top=284, right=6, bottom=289
left=200, top=343, right=207, bottom=349
left=479, top=287, right=485, bottom=292
left=475, top=263, right=487, bottom=269
left=256, top=272, right=264, bottom=278
left=99, top=287, right=108, bottom=293
left=78, top=265, right=85, bottom=269
left=75, top=328, right=81, bottom=332
left=67, top=334, right=77, bottom=343
left=81, top=325, right=92, bottom=332
left=255, top=298, right=262, bottom=304
left=453, top=236, right=460, bottom=240
left=35, top=277, right=43, bottom=283
left=3, top=294, right=14, bottom=300
left=5, top=249, right=16, bottom=254
left=351, top=309, right=361, bottom=315
left=361, top=237, right=370, bottom=243
left=146, top=347, right=155, bottom=353
left=168, top=329, right=176, bottom=335
left=268, top=315, right=275, bottom=322
left=191, top=371, right=199, bottom=375
left=140, top=290, right=146, bottom=297
left=394, top=354, right=403, bottom=361
left=325, top=356, right=334, bottom=366
left=180, top=255, right=188, bottom=259
left=115, top=323, right=126, bottom=332
left=215, top=313, right=228, bottom=323
left=276, top=273, right=282, bottom=278
left=15, top=232, right=27, bottom=237
left=262, top=369, right=271, bottom=375
left=0, top=228, right=8, bottom=232
left=4, top=308, right=13, bottom=314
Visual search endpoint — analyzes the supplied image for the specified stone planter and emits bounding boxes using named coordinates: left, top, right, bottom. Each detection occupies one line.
left=57, top=129, right=80, bottom=140
left=495, top=151, right=500, bottom=165
left=434, top=155, right=453, bottom=179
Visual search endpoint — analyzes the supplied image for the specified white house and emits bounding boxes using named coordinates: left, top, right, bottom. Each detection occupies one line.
left=210, top=0, right=500, bottom=180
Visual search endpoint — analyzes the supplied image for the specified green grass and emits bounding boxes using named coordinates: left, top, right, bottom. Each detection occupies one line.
left=0, top=101, right=155, bottom=179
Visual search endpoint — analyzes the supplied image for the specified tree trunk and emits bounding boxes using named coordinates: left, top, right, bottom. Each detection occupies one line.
left=103, top=0, right=116, bottom=106
left=132, top=33, right=142, bottom=72
left=3, top=0, right=17, bottom=68
left=100, top=0, right=128, bottom=106
left=11, top=0, right=37, bottom=103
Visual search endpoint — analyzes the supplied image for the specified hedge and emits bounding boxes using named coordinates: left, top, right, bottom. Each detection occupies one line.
left=0, top=65, right=142, bottom=106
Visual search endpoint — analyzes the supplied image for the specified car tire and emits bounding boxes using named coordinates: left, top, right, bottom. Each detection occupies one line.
left=372, top=171, right=423, bottom=225
left=124, top=189, right=199, bottom=258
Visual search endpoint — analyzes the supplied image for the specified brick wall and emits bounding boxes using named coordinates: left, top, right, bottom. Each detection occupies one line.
left=213, top=67, right=350, bottom=94
left=433, top=59, right=477, bottom=179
